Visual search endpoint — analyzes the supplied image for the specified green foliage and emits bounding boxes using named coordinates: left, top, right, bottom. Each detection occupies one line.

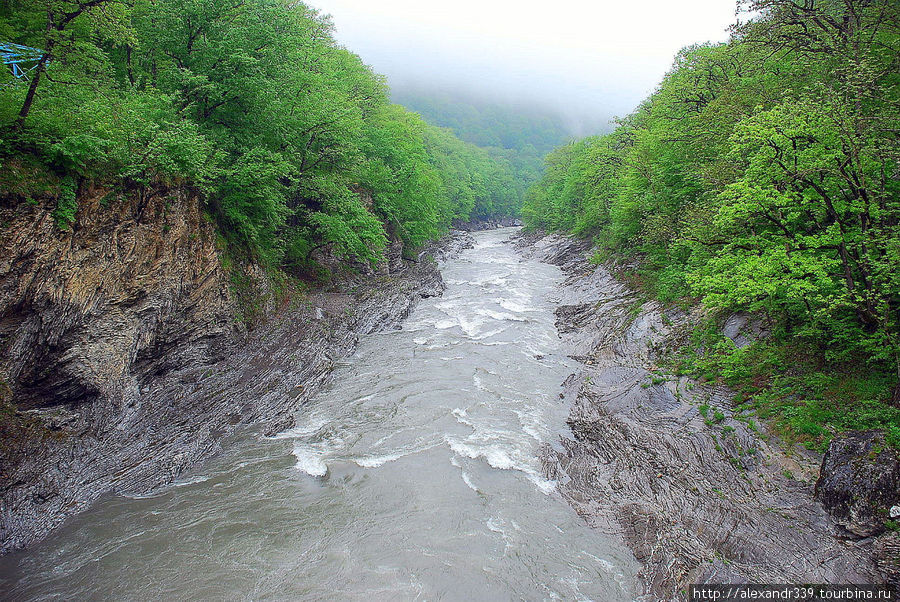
left=358, top=104, right=442, bottom=247
left=0, top=0, right=519, bottom=273
left=670, top=322, right=900, bottom=451
left=308, top=186, right=387, bottom=266
left=52, top=174, right=77, bottom=229
left=524, top=0, right=900, bottom=448
left=393, top=87, right=572, bottom=203
left=888, top=426, right=900, bottom=450
left=394, top=88, right=569, bottom=155
left=422, top=124, right=519, bottom=221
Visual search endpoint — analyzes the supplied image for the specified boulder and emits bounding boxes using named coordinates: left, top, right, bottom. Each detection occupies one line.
left=815, top=430, right=900, bottom=537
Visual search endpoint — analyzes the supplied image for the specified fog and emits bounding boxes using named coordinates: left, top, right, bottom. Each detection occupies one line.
left=306, top=0, right=738, bottom=135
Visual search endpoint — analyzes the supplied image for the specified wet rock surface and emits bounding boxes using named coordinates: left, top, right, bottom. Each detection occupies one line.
left=516, top=232, right=886, bottom=599
left=815, top=430, right=900, bottom=538
left=0, top=191, right=473, bottom=553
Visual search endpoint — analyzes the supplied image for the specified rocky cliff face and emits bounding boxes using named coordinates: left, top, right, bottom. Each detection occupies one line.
left=516, top=231, right=887, bottom=599
left=0, top=186, right=236, bottom=552
left=0, top=185, right=234, bottom=411
left=0, top=188, right=471, bottom=553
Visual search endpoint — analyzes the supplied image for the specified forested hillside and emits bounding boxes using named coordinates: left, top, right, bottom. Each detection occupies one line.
left=0, top=0, right=519, bottom=274
left=523, top=0, right=900, bottom=448
left=393, top=88, right=570, bottom=154
left=392, top=88, right=572, bottom=200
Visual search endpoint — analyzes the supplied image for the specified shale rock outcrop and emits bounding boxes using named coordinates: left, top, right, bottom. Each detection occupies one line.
left=516, top=231, right=887, bottom=600
left=0, top=189, right=472, bottom=553
left=0, top=186, right=234, bottom=412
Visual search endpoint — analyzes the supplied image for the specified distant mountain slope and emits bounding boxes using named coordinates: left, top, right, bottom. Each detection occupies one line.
left=392, top=88, right=571, bottom=155
left=391, top=87, right=573, bottom=197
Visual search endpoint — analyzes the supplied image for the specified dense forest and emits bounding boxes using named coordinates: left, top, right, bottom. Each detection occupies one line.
left=523, top=0, right=900, bottom=448
left=392, top=88, right=572, bottom=201
left=2, top=0, right=897, bottom=451
left=0, top=0, right=520, bottom=273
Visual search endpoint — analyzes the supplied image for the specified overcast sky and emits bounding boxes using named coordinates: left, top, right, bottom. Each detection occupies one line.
left=306, top=1, right=739, bottom=133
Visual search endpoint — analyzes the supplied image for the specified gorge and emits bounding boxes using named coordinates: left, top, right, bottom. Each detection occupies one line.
left=1, top=0, right=898, bottom=598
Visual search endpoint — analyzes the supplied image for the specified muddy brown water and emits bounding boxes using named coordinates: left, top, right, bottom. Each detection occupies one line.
left=0, top=229, right=642, bottom=601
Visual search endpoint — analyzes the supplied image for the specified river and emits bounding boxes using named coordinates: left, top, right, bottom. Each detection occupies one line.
left=0, top=228, right=641, bottom=601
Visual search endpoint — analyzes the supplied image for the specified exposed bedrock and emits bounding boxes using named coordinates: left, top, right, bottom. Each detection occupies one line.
left=516, top=232, right=889, bottom=600
left=0, top=186, right=234, bottom=412
left=0, top=189, right=473, bottom=553
left=816, top=431, right=900, bottom=592
left=815, top=430, right=900, bottom=539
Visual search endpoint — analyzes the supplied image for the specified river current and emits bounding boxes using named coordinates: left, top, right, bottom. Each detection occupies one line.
left=0, top=229, right=641, bottom=600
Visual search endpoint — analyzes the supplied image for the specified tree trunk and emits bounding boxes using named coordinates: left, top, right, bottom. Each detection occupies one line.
left=893, top=357, right=900, bottom=408
left=14, top=57, right=48, bottom=129
left=126, top=45, right=135, bottom=87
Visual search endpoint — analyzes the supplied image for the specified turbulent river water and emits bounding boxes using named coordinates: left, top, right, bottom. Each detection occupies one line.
left=0, top=228, right=641, bottom=601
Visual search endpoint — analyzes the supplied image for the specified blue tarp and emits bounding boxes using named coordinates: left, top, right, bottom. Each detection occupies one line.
left=0, top=42, right=46, bottom=80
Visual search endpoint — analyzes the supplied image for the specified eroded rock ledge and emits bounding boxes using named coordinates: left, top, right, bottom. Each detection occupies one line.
left=515, top=231, right=891, bottom=600
left=0, top=189, right=473, bottom=553
left=452, top=217, right=523, bottom=231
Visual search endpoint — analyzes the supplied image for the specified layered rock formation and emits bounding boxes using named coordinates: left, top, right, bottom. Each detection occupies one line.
left=0, top=188, right=472, bottom=552
left=516, top=232, right=890, bottom=599
left=0, top=185, right=234, bottom=412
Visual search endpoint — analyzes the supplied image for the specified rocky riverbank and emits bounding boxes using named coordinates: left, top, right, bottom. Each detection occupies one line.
left=0, top=188, right=473, bottom=553
left=452, top=217, right=523, bottom=231
left=515, top=231, right=897, bottom=599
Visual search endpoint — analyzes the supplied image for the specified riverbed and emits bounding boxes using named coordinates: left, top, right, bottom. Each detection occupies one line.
left=0, top=229, right=641, bottom=600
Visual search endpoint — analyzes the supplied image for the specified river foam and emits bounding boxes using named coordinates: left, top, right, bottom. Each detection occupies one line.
left=0, top=228, right=641, bottom=601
